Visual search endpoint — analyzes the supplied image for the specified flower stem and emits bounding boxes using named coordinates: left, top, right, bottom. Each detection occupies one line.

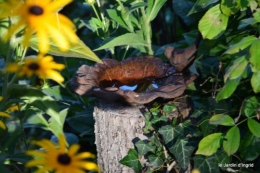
left=140, top=7, right=153, bottom=55
left=0, top=37, right=15, bottom=111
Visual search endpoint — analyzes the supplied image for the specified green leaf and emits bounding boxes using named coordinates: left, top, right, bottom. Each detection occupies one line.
left=238, top=18, right=257, bottom=30
left=223, top=126, right=240, bottom=156
left=107, top=9, right=128, bottom=29
left=30, top=38, right=102, bottom=63
left=248, top=119, right=260, bottom=137
left=158, top=125, right=181, bottom=145
left=188, top=0, right=210, bottom=15
left=0, top=164, right=12, bottom=173
left=66, top=110, right=94, bottom=134
left=198, top=4, right=229, bottom=39
left=224, top=56, right=248, bottom=82
left=251, top=71, right=260, bottom=93
left=224, top=36, right=257, bottom=54
left=170, top=138, right=196, bottom=169
left=216, top=78, right=241, bottom=102
left=209, top=114, right=235, bottom=126
left=9, top=153, right=31, bottom=164
left=250, top=39, right=260, bottom=71
left=239, top=131, right=260, bottom=161
left=146, top=0, right=167, bottom=22
left=242, top=96, right=260, bottom=117
left=194, top=155, right=220, bottom=173
left=0, top=19, right=11, bottom=57
left=253, top=10, right=260, bottom=22
left=95, top=33, right=147, bottom=50
left=24, top=107, right=49, bottom=130
left=163, top=104, right=177, bottom=114
left=119, top=149, right=141, bottom=172
left=148, top=154, right=164, bottom=169
left=220, top=0, right=239, bottom=16
left=135, top=140, right=156, bottom=156
left=195, top=133, right=223, bottom=156
left=48, top=108, right=68, bottom=136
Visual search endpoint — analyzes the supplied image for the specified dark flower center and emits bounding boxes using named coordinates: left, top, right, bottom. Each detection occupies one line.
left=57, top=154, right=71, bottom=165
left=29, top=6, right=44, bottom=15
left=28, top=63, right=40, bottom=70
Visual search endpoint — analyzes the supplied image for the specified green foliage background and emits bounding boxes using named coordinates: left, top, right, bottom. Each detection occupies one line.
left=1, top=0, right=260, bottom=172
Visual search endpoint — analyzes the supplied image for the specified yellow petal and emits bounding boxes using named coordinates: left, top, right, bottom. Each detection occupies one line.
left=0, top=96, right=3, bottom=101
left=0, top=112, right=12, bottom=118
left=58, top=134, right=66, bottom=153
left=44, top=70, right=64, bottom=83
left=68, top=144, right=80, bottom=156
left=22, top=27, right=35, bottom=47
left=36, top=27, right=49, bottom=54
left=0, top=121, right=6, bottom=130
left=5, top=19, right=26, bottom=42
left=26, top=159, right=46, bottom=167
left=73, top=161, right=99, bottom=171
left=4, top=63, right=20, bottom=73
left=74, top=152, right=95, bottom=159
left=46, top=21, right=69, bottom=51
left=48, top=0, right=72, bottom=12
left=26, top=150, right=47, bottom=158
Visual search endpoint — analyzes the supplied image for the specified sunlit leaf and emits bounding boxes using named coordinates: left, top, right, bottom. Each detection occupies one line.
left=30, top=38, right=102, bottom=63
left=146, top=0, right=167, bottom=22
left=209, top=114, right=235, bottom=126
left=224, top=56, right=248, bottom=82
left=198, top=4, right=229, bottom=39
left=95, top=33, right=147, bottom=50
left=196, top=133, right=223, bottom=156
left=248, top=119, right=260, bottom=137
left=251, top=71, right=260, bottom=93
left=223, top=126, right=240, bottom=156
left=250, top=39, right=260, bottom=71
left=216, top=78, right=241, bottom=102
left=224, top=36, right=257, bottom=54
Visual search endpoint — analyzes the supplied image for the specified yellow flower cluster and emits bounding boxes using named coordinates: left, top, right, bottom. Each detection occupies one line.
left=0, top=0, right=80, bottom=83
left=5, top=54, right=65, bottom=83
left=0, top=0, right=78, bottom=54
left=26, top=135, right=100, bottom=173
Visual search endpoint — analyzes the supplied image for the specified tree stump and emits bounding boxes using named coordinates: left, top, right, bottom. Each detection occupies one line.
left=93, top=100, right=147, bottom=173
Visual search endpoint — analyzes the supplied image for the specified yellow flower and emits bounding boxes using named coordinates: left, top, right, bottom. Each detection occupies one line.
left=26, top=135, right=100, bottom=173
left=0, top=112, right=11, bottom=130
left=5, top=54, right=65, bottom=83
left=0, top=0, right=78, bottom=54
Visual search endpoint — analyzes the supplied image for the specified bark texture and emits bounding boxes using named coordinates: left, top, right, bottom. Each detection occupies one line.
left=93, top=100, right=147, bottom=173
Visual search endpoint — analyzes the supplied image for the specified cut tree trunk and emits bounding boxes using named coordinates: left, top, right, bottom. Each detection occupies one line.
left=93, top=100, right=147, bottom=173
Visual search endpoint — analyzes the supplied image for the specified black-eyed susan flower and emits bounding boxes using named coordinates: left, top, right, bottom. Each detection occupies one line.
left=26, top=135, right=100, bottom=173
left=5, top=54, right=65, bottom=83
left=0, top=0, right=79, bottom=54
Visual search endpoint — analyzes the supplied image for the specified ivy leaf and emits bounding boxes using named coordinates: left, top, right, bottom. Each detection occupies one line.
left=251, top=71, right=260, bottom=93
left=209, top=114, right=235, bottom=126
left=198, top=4, right=229, bottom=39
left=224, top=36, right=257, bottom=54
left=158, top=125, right=182, bottom=145
left=216, top=78, right=241, bottom=102
left=163, top=104, right=177, bottom=114
left=250, top=39, right=260, bottom=71
left=170, top=138, right=196, bottom=169
left=239, top=131, right=260, bottom=161
left=30, top=38, right=102, bottom=63
left=242, top=96, right=260, bottom=117
left=194, top=155, right=220, bottom=173
left=196, top=133, right=223, bottom=156
left=95, top=33, right=147, bottom=50
left=247, top=119, right=260, bottom=137
left=223, top=126, right=240, bottom=156
left=148, top=154, right=164, bottom=169
left=135, top=140, right=156, bottom=156
left=119, top=149, right=141, bottom=172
